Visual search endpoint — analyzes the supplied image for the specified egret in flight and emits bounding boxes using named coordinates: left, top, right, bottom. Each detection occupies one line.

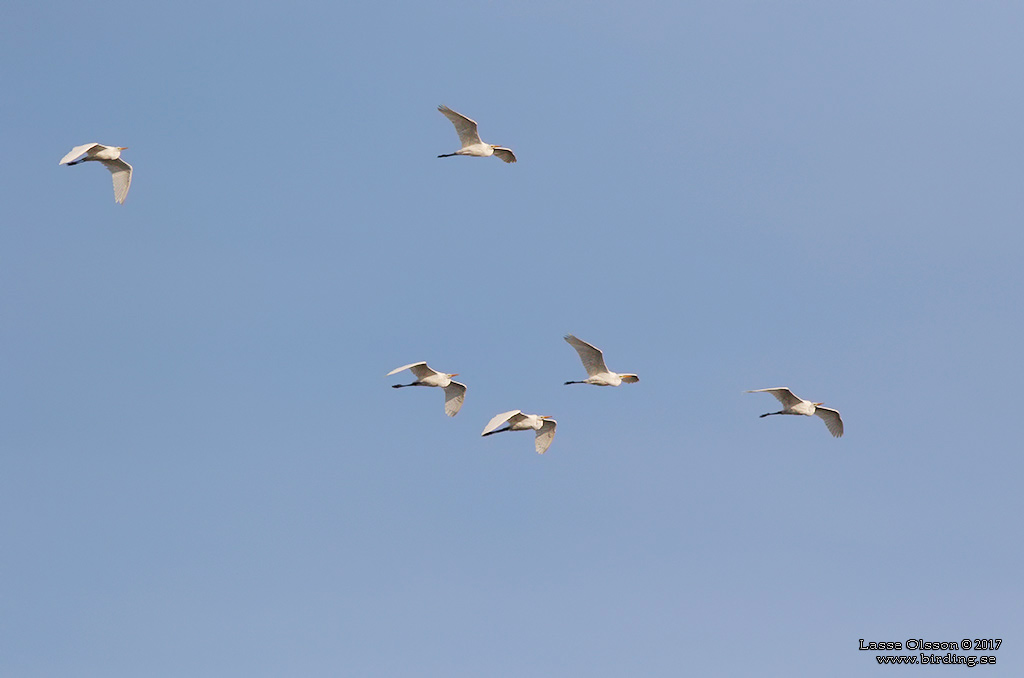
left=437, top=105, right=517, bottom=163
left=563, top=334, right=639, bottom=386
left=746, top=387, right=844, bottom=438
left=481, top=411, right=557, bottom=454
left=59, top=144, right=132, bottom=204
left=388, top=362, right=466, bottom=416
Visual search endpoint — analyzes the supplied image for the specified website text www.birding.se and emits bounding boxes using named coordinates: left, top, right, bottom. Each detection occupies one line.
left=860, top=638, right=1001, bottom=667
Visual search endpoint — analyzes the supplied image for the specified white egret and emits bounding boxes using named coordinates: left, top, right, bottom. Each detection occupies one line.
left=563, top=334, right=639, bottom=386
left=437, top=105, right=517, bottom=163
left=481, top=410, right=557, bottom=454
left=59, top=144, right=132, bottom=204
left=746, top=387, right=844, bottom=438
left=388, top=362, right=466, bottom=416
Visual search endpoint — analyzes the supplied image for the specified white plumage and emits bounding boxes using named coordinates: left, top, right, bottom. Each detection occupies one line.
left=59, top=143, right=132, bottom=204
left=563, top=334, right=639, bottom=387
left=388, top=362, right=466, bottom=417
left=746, top=387, right=844, bottom=438
left=481, top=410, right=557, bottom=454
left=437, top=105, right=517, bottom=163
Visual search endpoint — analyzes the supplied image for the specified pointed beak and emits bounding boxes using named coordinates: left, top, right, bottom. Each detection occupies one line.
left=118, top=147, right=129, bottom=150
left=449, top=373, right=459, bottom=377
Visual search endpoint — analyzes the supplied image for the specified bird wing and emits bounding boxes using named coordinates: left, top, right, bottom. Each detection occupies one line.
left=535, top=418, right=557, bottom=454
left=747, top=387, right=802, bottom=408
left=482, top=410, right=521, bottom=436
left=815, top=407, right=844, bottom=438
left=564, top=334, right=609, bottom=377
left=408, top=363, right=442, bottom=380
left=443, top=381, right=466, bottom=417
left=438, top=105, right=482, bottom=148
left=59, top=143, right=100, bottom=165
left=492, top=147, right=517, bottom=163
left=100, top=158, right=132, bottom=204
left=386, top=361, right=431, bottom=377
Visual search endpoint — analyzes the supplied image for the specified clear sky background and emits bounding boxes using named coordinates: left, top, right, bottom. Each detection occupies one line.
left=2, top=1, right=1022, bottom=676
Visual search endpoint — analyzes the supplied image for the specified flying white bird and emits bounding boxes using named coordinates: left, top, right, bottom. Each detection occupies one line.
left=437, top=105, right=517, bottom=163
left=563, top=334, right=639, bottom=386
left=481, top=410, right=557, bottom=454
left=746, top=387, right=844, bottom=438
left=388, top=362, right=466, bottom=416
left=59, top=144, right=133, bottom=204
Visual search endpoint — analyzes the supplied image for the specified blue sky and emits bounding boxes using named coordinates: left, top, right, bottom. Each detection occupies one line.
left=3, top=1, right=1022, bottom=676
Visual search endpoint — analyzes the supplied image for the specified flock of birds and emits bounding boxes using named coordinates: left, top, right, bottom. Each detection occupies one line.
left=388, top=334, right=643, bottom=454
left=60, top=106, right=844, bottom=452
left=388, top=333, right=843, bottom=454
